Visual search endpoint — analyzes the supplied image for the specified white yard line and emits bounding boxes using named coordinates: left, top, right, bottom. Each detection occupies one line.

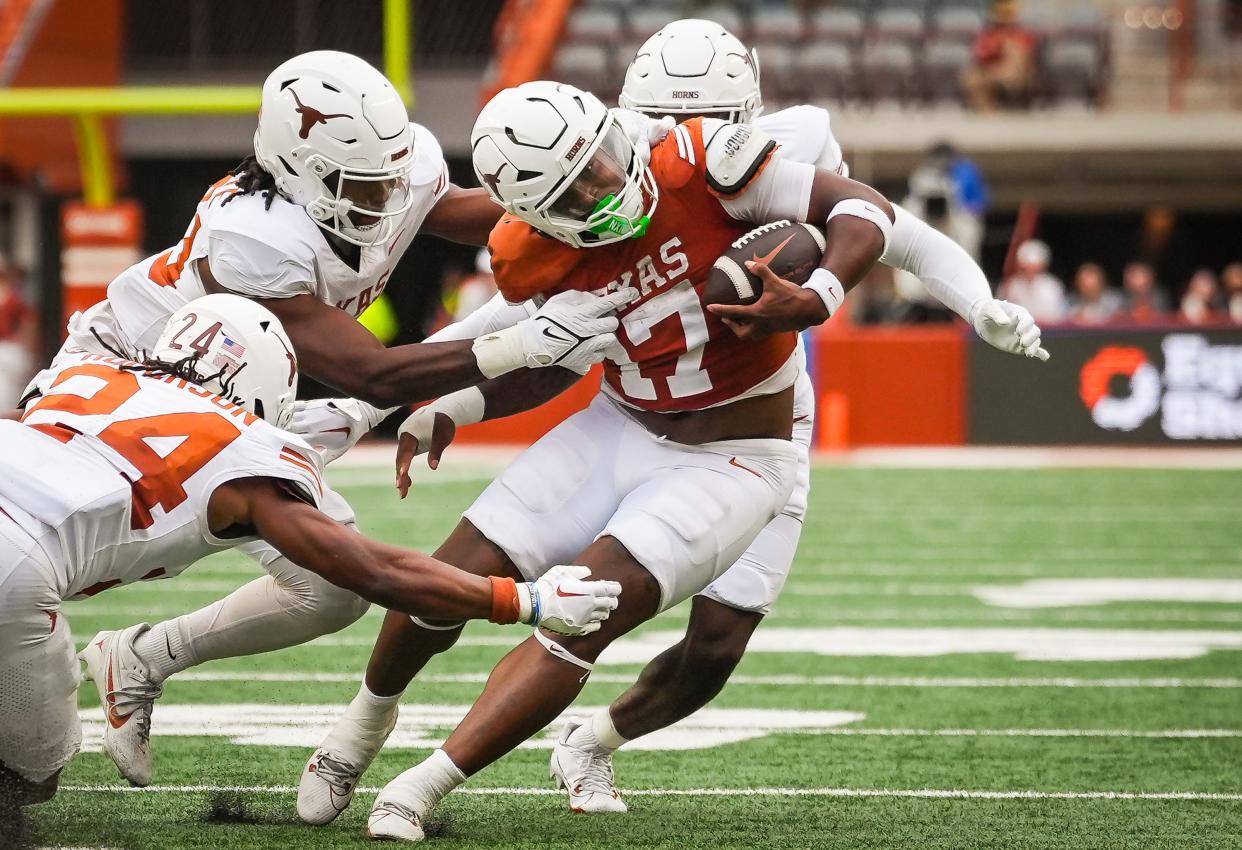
left=163, top=671, right=1242, bottom=688
left=62, top=606, right=1242, bottom=625
left=333, top=443, right=1242, bottom=471
left=817, top=728, right=1242, bottom=739
left=56, top=784, right=1242, bottom=802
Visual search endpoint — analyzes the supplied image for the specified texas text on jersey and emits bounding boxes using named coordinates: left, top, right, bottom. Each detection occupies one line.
left=488, top=118, right=796, bottom=414
left=0, top=352, right=323, bottom=601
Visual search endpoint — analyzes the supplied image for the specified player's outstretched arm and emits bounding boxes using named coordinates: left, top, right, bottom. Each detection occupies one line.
left=420, top=185, right=505, bottom=247
left=886, top=204, right=1048, bottom=361
left=254, top=292, right=487, bottom=407
left=209, top=476, right=620, bottom=633
left=230, top=286, right=626, bottom=409
left=394, top=367, right=580, bottom=496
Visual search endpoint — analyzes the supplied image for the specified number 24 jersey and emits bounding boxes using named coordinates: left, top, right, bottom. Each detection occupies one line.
left=0, top=353, right=323, bottom=601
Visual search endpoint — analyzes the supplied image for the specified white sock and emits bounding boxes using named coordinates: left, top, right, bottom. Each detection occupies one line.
left=344, top=681, right=403, bottom=731
left=382, top=749, right=466, bottom=812
left=567, top=708, right=629, bottom=754
left=131, top=621, right=190, bottom=684
left=137, top=566, right=365, bottom=682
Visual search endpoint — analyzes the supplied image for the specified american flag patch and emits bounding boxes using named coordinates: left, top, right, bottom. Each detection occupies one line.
left=221, top=337, right=247, bottom=358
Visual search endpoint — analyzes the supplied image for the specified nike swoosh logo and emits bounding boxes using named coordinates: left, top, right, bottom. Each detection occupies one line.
left=106, top=664, right=128, bottom=729
left=165, top=629, right=177, bottom=661
left=751, top=233, right=796, bottom=269
left=729, top=456, right=762, bottom=479
left=323, top=427, right=352, bottom=435
left=542, top=325, right=574, bottom=344
left=555, top=587, right=588, bottom=598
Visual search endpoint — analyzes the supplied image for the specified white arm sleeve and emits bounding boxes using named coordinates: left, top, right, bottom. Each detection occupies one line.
left=756, top=105, right=847, bottom=175
left=717, top=156, right=816, bottom=224
left=423, top=292, right=537, bottom=343
left=205, top=232, right=317, bottom=300
left=882, top=204, right=992, bottom=321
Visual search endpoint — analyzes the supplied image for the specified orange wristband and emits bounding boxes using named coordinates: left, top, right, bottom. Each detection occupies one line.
left=488, top=576, right=521, bottom=624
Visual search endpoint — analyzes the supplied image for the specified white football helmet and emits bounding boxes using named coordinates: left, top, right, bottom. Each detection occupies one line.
left=471, top=81, right=658, bottom=249
left=254, top=50, right=414, bottom=247
left=619, top=19, right=762, bottom=124
left=151, top=294, right=299, bottom=430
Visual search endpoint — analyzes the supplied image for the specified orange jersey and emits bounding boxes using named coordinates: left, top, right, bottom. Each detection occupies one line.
left=489, top=118, right=797, bottom=413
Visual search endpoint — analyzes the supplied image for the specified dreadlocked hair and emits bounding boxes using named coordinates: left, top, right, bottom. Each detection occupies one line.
left=137, top=352, right=243, bottom=402
left=222, top=155, right=280, bottom=210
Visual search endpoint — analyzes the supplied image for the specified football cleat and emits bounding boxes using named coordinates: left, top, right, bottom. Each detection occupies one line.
left=298, top=703, right=398, bottom=825
left=367, top=798, right=427, bottom=842
left=78, top=624, right=164, bottom=787
left=550, top=719, right=628, bottom=814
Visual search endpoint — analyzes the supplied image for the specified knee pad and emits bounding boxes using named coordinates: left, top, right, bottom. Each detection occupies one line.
left=278, top=571, right=369, bottom=629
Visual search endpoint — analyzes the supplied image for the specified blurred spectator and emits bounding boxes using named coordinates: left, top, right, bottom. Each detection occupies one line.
left=1222, top=263, right=1242, bottom=322
left=453, top=249, right=498, bottom=323
left=1068, top=262, right=1123, bottom=324
left=1179, top=268, right=1222, bottom=324
left=0, top=259, right=36, bottom=409
left=998, top=240, right=1067, bottom=323
left=1122, top=261, right=1170, bottom=322
left=961, top=0, right=1038, bottom=112
left=903, top=142, right=988, bottom=261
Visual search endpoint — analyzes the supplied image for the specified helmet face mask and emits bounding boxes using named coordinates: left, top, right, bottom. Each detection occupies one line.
left=544, top=122, right=653, bottom=242
left=310, top=159, right=414, bottom=246
left=150, top=294, right=299, bottom=430
left=619, top=19, right=763, bottom=126
left=472, top=82, right=658, bottom=249
left=253, top=50, right=414, bottom=248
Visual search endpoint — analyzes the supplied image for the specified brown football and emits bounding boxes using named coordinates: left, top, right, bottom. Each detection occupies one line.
left=704, top=220, right=827, bottom=307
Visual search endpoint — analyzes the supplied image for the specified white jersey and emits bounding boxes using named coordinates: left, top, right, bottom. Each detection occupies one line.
left=0, top=352, right=323, bottom=601
left=74, top=122, right=449, bottom=361
left=755, top=105, right=847, bottom=176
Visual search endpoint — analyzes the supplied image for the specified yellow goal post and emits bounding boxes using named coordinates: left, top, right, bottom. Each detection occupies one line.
left=0, top=0, right=413, bottom=208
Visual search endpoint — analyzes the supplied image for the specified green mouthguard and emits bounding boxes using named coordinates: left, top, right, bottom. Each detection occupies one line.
left=588, top=194, right=650, bottom=239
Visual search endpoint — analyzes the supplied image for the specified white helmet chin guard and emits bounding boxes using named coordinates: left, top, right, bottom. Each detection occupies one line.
left=151, top=294, right=299, bottom=430
left=619, top=18, right=763, bottom=124
left=254, top=50, right=414, bottom=247
left=471, top=81, right=658, bottom=249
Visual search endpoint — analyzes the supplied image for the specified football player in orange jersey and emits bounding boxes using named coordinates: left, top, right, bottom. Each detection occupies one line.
left=335, top=80, right=895, bottom=842
left=0, top=294, right=620, bottom=810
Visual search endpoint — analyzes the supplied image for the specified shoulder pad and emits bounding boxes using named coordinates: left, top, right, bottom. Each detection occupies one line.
left=407, top=122, right=447, bottom=189
left=205, top=192, right=321, bottom=255
left=703, top=121, right=779, bottom=198
left=203, top=217, right=318, bottom=300
left=251, top=424, right=325, bottom=506
left=488, top=216, right=580, bottom=304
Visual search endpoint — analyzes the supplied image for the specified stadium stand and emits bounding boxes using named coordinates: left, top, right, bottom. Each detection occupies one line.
left=550, top=0, right=1112, bottom=111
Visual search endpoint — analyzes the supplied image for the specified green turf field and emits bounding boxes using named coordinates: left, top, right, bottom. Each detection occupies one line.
left=21, top=464, right=1242, bottom=849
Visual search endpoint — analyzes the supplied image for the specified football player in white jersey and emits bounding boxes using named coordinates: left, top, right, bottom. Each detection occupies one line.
left=294, top=20, right=1051, bottom=825
left=24, top=50, right=628, bottom=788
left=0, top=294, right=620, bottom=808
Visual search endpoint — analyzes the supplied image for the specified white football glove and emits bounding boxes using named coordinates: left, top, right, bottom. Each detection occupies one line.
left=473, top=288, right=636, bottom=378
left=610, top=108, right=675, bottom=167
left=970, top=299, right=1051, bottom=362
left=521, top=565, right=622, bottom=636
left=288, top=398, right=397, bottom=463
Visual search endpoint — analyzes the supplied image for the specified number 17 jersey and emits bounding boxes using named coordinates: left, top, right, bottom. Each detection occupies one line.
left=0, top=353, right=323, bottom=601
left=487, top=118, right=798, bottom=413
